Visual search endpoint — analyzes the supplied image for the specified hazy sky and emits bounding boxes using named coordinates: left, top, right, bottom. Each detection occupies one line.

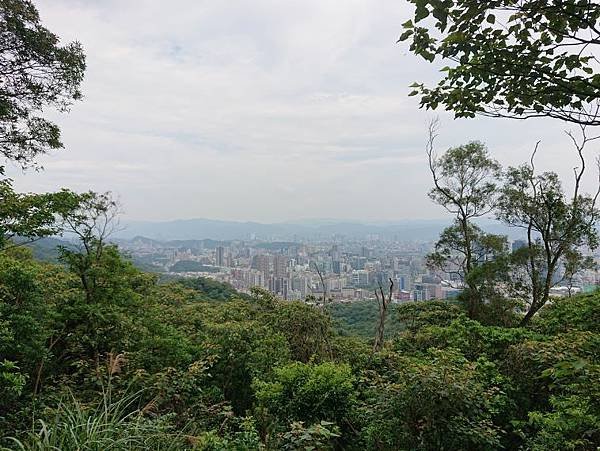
left=8, top=0, right=599, bottom=222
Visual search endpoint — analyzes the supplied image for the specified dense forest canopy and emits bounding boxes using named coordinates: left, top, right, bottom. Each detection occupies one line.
left=0, top=0, right=599, bottom=450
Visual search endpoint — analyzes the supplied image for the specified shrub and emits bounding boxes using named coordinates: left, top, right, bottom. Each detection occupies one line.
left=6, top=390, right=186, bottom=451
left=254, top=361, right=355, bottom=425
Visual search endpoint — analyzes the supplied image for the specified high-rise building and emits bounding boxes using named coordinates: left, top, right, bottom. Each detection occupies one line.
left=215, top=246, right=225, bottom=267
left=396, top=274, right=412, bottom=291
left=253, top=255, right=271, bottom=278
left=352, top=270, right=369, bottom=286
left=274, top=255, right=288, bottom=278
left=332, top=260, right=342, bottom=274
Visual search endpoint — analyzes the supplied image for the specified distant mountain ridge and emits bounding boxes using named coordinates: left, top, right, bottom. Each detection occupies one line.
left=115, top=218, right=523, bottom=242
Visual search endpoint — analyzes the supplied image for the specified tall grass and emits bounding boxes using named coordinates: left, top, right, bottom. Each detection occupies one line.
left=5, top=389, right=188, bottom=451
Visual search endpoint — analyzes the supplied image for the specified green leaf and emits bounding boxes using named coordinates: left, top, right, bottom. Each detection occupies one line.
left=398, top=29, right=414, bottom=41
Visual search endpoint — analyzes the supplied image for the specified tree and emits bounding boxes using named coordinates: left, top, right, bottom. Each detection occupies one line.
left=0, top=0, right=85, bottom=167
left=0, top=173, right=81, bottom=250
left=372, top=278, right=393, bottom=352
left=58, top=191, right=121, bottom=304
left=399, top=0, right=600, bottom=125
left=497, top=129, right=600, bottom=325
left=311, top=260, right=328, bottom=305
left=425, top=122, right=506, bottom=318
left=0, top=1, right=86, bottom=251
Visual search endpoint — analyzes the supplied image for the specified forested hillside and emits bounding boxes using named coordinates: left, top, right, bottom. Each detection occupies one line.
left=1, top=245, right=599, bottom=449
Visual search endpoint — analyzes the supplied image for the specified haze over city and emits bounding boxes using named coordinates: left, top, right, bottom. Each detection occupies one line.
left=7, top=0, right=596, bottom=223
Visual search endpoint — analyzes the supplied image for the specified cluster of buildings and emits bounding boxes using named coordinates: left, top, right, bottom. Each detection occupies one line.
left=119, top=234, right=600, bottom=303
left=123, top=237, right=474, bottom=302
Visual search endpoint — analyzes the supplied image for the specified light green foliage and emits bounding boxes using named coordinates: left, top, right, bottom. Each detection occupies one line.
left=399, top=0, right=600, bottom=125
left=523, top=393, right=600, bottom=451
left=7, top=390, right=186, bottom=451
left=193, top=417, right=263, bottom=451
left=427, top=141, right=501, bottom=216
left=394, top=316, right=541, bottom=361
left=254, top=361, right=355, bottom=426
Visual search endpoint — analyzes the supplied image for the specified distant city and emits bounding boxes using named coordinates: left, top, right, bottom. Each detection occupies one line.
left=116, top=223, right=600, bottom=303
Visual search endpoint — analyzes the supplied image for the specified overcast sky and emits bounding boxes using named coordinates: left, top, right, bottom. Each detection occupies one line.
left=8, top=0, right=599, bottom=222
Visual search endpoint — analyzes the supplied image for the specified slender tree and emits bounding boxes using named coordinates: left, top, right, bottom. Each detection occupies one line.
left=497, top=125, right=600, bottom=325
left=373, top=278, right=393, bottom=352
left=59, top=191, right=121, bottom=304
left=311, top=260, right=328, bottom=306
left=425, top=121, right=505, bottom=318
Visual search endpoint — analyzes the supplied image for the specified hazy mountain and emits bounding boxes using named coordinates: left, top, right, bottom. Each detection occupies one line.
left=115, top=218, right=523, bottom=242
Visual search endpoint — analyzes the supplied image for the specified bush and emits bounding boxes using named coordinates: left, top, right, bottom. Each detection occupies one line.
left=254, top=361, right=355, bottom=426
left=534, top=292, right=600, bottom=334
left=358, top=349, right=510, bottom=450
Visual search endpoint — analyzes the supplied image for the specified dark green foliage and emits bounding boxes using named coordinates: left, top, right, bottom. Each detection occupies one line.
left=534, top=292, right=600, bottom=334
left=0, top=0, right=85, bottom=166
left=358, top=349, right=510, bottom=450
left=396, top=299, right=463, bottom=331
left=266, top=299, right=332, bottom=363
left=177, top=276, right=244, bottom=301
left=2, top=239, right=600, bottom=450
left=327, top=300, right=402, bottom=339
left=0, top=178, right=83, bottom=250
left=505, top=331, right=600, bottom=449
left=399, top=0, right=600, bottom=125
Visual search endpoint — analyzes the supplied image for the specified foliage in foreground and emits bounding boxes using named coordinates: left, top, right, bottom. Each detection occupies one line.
left=0, top=245, right=599, bottom=450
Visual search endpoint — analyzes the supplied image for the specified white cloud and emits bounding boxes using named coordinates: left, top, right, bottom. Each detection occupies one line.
left=9, top=0, right=599, bottom=222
